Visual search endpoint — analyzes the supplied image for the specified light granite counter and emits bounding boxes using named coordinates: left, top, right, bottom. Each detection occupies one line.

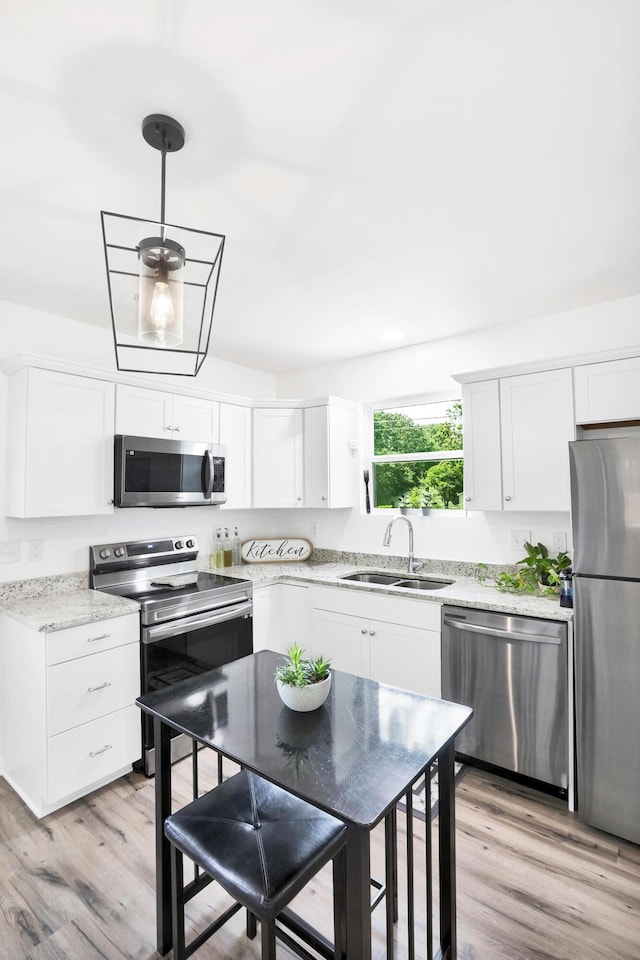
left=212, top=554, right=573, bottom=622
left=0, top=547, right=572, bottom=632
left=1, top=588, right=139, bottom=632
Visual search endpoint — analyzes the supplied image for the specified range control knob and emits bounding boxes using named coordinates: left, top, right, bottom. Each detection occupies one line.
left=186, top=538, right=195, bottom=548
left=175, top=540, right=184, bottom=550
left=114, top=546, right=125, bottom=558
left=99, top=549, right=111, bottom=560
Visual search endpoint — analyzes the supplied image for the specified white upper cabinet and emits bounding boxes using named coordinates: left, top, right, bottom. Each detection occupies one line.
left=574, top=357, right=640, bottom=424
left=115, top=384, right=219, bottom=442
left=500, top=369, right=574, bottom=511
left=6, top=367, right=115, bottom=517
left=462, top=368, right=574, bottom=512
left=252, top=407, right=304, bottom=508
left=461, top=380, right=502, bottom=511
left=219, top=402, right=251, bottom=509
left=303, top=402, right=355, bottom=509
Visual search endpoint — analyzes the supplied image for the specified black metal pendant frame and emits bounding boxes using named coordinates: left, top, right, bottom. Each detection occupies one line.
left=100, top=114, right=225, bottom=377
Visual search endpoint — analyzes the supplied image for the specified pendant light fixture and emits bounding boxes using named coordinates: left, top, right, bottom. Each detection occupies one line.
left=101, top=114, right=225, bottom=377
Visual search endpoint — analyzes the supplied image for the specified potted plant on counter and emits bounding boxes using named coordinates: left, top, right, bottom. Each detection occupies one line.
left=275, top=643, right=332, bottom=712
left=518, top=541, right=572, bottom=589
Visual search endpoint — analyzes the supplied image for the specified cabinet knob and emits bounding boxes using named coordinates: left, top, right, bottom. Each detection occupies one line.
left=369, top=630, right=376, bottom=637
left=297, top=497, right=302, bottom=501
left=321, top=496, right=327, bottom=501
left=166, top=425, right=173, bottom=431
left=361, top=628, right=367, bottom=635
left=464, top=496, right=471, bottom=502
left=174, top=426, right=180, bottom=432
left=504, top=495, right=512, bottom=501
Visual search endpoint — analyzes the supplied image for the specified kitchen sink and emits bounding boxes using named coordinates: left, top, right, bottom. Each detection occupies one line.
left=393, top=578, right=453, bottom=590
left=340, top=572, right=405, bottom=584
left=340, top=572, right=453, bottom=590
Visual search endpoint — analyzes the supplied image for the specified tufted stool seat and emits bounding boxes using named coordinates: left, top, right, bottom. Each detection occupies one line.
left=165, top=769, right=347, bottom=960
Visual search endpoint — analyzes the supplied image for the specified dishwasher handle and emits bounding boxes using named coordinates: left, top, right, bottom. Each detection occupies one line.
left=442, top=614, right=562, bottom=645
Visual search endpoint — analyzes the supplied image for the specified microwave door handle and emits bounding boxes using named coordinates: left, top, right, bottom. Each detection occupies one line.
left=203, top=450, right=214, bottom=499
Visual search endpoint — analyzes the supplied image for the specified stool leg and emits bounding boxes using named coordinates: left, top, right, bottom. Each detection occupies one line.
left=333, top=845, right=348, bottom=960
left=170, top=844, right=186, bottom=960
left=246, top=910, right=258, bottom=939
left=261, top=918, right=277, bottom=960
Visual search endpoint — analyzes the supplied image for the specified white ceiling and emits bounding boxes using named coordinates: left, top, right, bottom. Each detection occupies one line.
left=2, top=0, right=639, bottom=374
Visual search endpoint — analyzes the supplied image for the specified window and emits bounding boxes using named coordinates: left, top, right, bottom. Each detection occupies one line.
left=369, top=398, right=463, bottom=510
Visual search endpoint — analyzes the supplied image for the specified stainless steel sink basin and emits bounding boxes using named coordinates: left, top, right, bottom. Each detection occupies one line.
left=393, top=578, right=453, bottom=590
left=340, top=572, right=453, bottom=590
left=340, top=572, right=404, bottom=584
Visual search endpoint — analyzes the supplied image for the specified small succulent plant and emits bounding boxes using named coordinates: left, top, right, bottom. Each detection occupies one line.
left=275, top=643, right=331, bottom=687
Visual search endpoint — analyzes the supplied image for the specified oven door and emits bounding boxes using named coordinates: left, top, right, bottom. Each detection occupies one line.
left=140, top=599, right=253, bottom=774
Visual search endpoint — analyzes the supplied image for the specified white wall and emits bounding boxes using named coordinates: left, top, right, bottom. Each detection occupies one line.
left=3, top=293, right=639, bottom=578
left=0, top=299, right=280, bottom=583
left=273, top=294, right=640, bottom=565
left=276, top=294, right=640, bottom=401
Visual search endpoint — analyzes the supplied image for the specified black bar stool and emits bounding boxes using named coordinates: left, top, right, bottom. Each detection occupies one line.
left=165, top=769, right=347, bottom=960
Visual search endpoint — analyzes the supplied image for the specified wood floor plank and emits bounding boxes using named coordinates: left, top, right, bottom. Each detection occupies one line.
left=2, top=761, right=640, bottom=960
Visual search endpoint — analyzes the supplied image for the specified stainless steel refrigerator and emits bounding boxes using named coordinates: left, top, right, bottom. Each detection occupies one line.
left=569, top=436, right=640, bottom=844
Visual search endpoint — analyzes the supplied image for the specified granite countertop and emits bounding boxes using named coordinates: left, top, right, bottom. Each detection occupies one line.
left=224, top=558, right=574, bottom=621
left=0, top=549, right=572, bottom=632
left=1, top=589, right=140, bottom=633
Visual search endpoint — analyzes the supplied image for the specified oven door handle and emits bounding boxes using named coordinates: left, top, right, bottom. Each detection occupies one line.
left=143, top=600, right=253, bottom=644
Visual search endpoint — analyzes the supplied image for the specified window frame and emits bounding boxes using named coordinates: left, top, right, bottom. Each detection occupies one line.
left=365, top=392, right=463, bottom=512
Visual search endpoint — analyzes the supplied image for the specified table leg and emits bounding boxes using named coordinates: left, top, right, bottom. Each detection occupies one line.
left=437, top=741, right=457, bottom=960
left=345, top=823, right=372, bottom=960
left=154, top=717, right=173, bottom=956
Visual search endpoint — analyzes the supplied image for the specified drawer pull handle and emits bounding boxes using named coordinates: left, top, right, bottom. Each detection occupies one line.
left=89, top=744, right=113, bottom=758
left=88, top=681, right=112, bottom=693
left=87, top=633, right=110, bottom=643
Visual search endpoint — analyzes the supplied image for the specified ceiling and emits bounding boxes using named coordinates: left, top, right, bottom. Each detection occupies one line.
left=2, top=0, right=639, bottom=375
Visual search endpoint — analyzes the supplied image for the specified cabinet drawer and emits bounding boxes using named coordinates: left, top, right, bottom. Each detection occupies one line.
left=47, top=704, right=141, bottom=803
left=47, top=643, right=140, bottom=735
left=47, top=614, right=138, bottom=665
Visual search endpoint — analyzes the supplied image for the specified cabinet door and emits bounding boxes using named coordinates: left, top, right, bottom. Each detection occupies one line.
left=369, top=621, right=441, bottom=698
left=7, top=368, right=115, bottom=518
left=279, top=583, right=311, bottom=653
left=253, top=408, right=303, bottom=508
left=115, top=384, right=173, bottom=438
left=304, top=405, right=329, bottom=507
left=500, top=368, right=574, bottom=511
left=304, top=404, right=355, bottom=509
left=310, top=609, right=369, bottom=678
left=252, top=585, right=281, bottom=653
left=574, top=357, right=640, bottom=424
left=461, top=380, right=502, bottom=511
left=220, top=402, right=252, bottom=509
left=173, top=395, right=219, bottom=442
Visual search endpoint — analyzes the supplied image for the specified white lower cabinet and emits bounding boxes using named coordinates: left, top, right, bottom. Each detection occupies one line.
left=1, top=612, right=140, bottom=818
left=310, top=586, right=441, bottom=697
left=252, top=581, right=311, bottom=655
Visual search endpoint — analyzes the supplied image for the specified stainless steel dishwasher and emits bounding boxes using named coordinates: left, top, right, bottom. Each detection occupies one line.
left=441, top=605, right=568, bottom=795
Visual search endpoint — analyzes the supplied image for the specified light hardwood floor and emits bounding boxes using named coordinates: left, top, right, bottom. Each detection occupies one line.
left=1, top=758, right=639, bottom=960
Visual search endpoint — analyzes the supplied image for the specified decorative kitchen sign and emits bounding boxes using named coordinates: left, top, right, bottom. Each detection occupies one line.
left=241, top=538, right=313, bottom=564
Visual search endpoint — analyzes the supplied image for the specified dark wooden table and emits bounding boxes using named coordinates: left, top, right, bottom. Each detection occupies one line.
left=137, top=650, right=472, bottom=959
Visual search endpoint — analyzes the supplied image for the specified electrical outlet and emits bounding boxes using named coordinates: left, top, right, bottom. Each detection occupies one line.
left=29, top=539, right=44, bottom=562
left=551, top=532, right=567, bottom=553
left=510, top=530, right=531, bottom=552
left=310, top=522, right=319, bottom=538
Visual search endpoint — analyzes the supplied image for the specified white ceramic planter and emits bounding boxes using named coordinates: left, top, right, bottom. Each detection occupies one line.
left=276, top=673, right=331, bottom=712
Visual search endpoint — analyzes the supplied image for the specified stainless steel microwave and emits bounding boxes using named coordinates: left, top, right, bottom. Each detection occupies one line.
left=114, top=435, right=226, bottom=507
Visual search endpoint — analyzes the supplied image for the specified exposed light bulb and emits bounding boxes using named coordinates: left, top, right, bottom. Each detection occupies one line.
left=149, top=279, right=176, bottom=341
